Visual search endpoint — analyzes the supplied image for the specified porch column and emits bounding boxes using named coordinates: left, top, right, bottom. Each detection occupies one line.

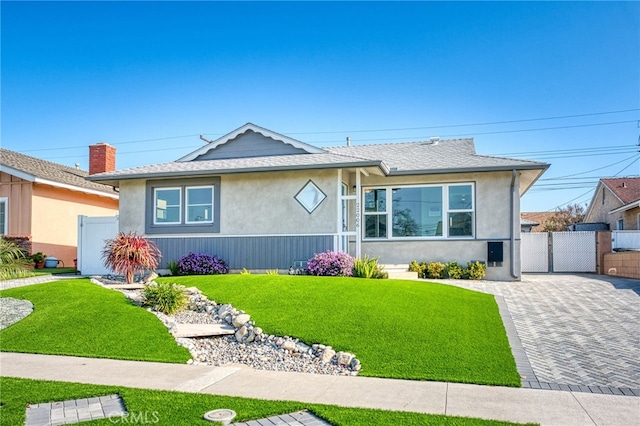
left=355, top=169, right=362, bottom=258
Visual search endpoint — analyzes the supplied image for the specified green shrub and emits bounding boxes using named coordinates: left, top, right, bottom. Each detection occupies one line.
left=265, top=269, right=279, bottom=275
left=142, top=282, right=187, bottom=315
left=240, top=268, right=251, bottom=275
left=426, top=261, right=446, bottom=279
left=353, top=255, right=387, bottom=279
left=408, top=260, right=426, bottom=278
left=166, top=261, right=180, bottom=276
left=467, top=261, right=486, bottom=280
left=446, top=261, right=465, bottom=279
left=0, top=238, right=33, bottom=280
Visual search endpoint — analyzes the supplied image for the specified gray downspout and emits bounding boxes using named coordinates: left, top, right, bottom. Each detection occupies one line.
left=510, top=169, right=519, bottom=279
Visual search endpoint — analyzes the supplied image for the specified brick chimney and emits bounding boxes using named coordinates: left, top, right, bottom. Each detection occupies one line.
left=89, top=143, right=116, bottom=175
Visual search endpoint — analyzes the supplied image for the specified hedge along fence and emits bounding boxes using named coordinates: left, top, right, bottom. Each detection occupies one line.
left=409, top=260, right=486, bottom=280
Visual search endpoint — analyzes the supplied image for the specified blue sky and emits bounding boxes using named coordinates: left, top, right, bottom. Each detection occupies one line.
left=2, top=1, right=638, bottom=212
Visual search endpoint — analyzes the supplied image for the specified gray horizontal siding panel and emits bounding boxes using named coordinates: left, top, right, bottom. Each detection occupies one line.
left=151, top=235, right=334, bottom=270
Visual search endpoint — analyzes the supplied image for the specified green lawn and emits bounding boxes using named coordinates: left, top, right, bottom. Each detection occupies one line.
left=33, top=267, right=79, bottom=275
left=0, top=279, right=190, bottom=363
left=160, top=275, right=520, bottom=386
left=0, top=377, right=535, bottom=426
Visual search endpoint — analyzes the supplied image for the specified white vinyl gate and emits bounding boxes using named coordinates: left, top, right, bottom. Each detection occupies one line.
left=521, top=233, right=549, bottom=273
left=521, top=231, right=596, bottom=273
left=77, top=215, right=119, bottom=275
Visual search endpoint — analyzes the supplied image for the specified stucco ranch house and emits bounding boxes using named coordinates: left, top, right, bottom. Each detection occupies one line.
left=88, top=123, right=548, bottom=281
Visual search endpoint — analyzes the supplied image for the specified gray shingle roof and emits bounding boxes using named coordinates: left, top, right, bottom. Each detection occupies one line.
left=87, top=136, right=548, bottom=184
left=0, top=148, right=119, bottom=197
left=326, top=139, right=546, bottom=174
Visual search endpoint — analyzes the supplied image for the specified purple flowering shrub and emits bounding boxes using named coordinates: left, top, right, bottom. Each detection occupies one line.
left=306, top=250, right=354, bottom=277
left=177, top=252, right=229, bottom=275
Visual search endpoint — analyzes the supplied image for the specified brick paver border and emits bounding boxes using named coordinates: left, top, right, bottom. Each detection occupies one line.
left=496, top=295, right=640, bottom=397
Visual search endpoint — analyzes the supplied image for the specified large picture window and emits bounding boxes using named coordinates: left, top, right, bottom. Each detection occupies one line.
left=146, top=177, right=220, bottom=234
left=363, top=183, right=474, bottom=240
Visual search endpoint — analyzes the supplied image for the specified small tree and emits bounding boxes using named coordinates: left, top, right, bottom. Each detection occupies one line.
left=102, top=232, right=161, bottom=283
left=0, top=238, right=33, bottom=280
left=543, top=203, right=586, bottom=232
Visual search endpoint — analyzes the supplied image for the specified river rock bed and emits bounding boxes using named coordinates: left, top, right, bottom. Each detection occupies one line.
left=93, top=276, right=361, bottom=376
left=0, top=297, right=34, bottom=330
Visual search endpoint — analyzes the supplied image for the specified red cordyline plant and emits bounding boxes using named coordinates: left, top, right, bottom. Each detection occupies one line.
left=102, top=232, right=161, bottom=284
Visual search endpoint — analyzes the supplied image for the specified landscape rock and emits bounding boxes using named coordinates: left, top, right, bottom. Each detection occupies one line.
left=143, top=272, right=159, bottom=284
left=281, top=340, right=297, bottom=352
left=337, top=352, right=355, bottom=366
left=235, top=325, right=248, bottom=342
left=217, top=304, right=234, bottom=318
left=232, top=313, right=250, bottom=328
left=321, top=348, right=336, bottom=364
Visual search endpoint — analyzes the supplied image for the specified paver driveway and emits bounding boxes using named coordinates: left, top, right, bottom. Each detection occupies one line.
left=441, top=274, right=639, bottom=390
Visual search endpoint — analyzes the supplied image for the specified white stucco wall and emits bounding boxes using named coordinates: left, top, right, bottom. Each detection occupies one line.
left=220, top=170, right=338, bottom=235
left=118, top=179, right=146, bottom=233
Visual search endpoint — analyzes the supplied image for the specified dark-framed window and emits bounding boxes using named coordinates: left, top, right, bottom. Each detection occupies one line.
left=146, top=177, right=220, bottom=234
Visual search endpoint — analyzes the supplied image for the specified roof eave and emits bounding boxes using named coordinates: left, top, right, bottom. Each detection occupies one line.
left=87, top=160, right=388, bottom=186
left=609, top=200, right=640, bottom=214
left=387, top=163, right=549, bottom=176
left=0, top=165, right=36, bottom=182
left=35, top=178, right=119, bottom=199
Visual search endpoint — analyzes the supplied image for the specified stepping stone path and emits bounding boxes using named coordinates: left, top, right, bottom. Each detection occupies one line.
left=173, top=323, right=235, bottom=338
left=25, top=394, right=127, bottom=425
left=231, top=410, right=331, bottom=426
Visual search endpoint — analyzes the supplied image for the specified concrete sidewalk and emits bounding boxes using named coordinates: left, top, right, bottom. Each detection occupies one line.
left=1, top=353, right=638, bottom=426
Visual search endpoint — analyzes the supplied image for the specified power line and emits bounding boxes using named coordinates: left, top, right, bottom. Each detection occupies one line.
left=542, top=154, right=640, bottom=210
left=538, top=154, right=640, bottom=180
left=12, top=109, right=640, bottom=154
left=283, top=108, right=640, bottom=135
left=492, top=145, right=636, bottom=157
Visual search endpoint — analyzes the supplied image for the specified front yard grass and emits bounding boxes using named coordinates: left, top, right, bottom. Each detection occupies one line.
left=33, top=267, right=79, bottom=275
left=0, top=377, right=535, bottom=426
left=0, top=280, right=190, bottom=363
left=162, top=275, right=520, bottom=387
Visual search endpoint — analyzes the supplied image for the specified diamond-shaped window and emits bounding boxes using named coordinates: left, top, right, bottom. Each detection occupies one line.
left=295, top=181, right=326, bottom=213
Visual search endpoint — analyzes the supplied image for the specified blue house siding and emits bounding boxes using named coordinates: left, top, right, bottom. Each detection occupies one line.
left=152, top=235, right=335, bottom=270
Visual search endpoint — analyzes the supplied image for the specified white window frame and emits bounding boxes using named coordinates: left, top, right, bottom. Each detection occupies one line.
left=185, top=186, right=215, bottom=224
left=616, top=218, right=624, bottom=230
left=362, top=183, right=475, bottom=240
left=0, top=197, right=7, bottom=235
left=363, top=188, right=389, bottom=239
left=154, top=187, right=182, bottom=225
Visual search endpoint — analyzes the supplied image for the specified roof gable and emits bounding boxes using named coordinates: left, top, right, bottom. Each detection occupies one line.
left=0, top=148, right=118, bottom=198
left=178, top=123, right=324, bottom=162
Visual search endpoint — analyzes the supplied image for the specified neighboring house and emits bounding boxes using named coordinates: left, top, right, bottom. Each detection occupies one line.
left=584, top=177, right=640, bottom=231
left=520, top=212, right=557, bottom=232
left=0, top=144, right=119, bottom=267
left=520, top=218, right=539, bottom=233
left=88, top=123, right=548, bottom=281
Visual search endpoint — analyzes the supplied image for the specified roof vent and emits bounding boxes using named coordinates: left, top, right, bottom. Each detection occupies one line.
left=346, top=136, right=351, bottom=147
left=428, top=137, right=440, bottom=145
